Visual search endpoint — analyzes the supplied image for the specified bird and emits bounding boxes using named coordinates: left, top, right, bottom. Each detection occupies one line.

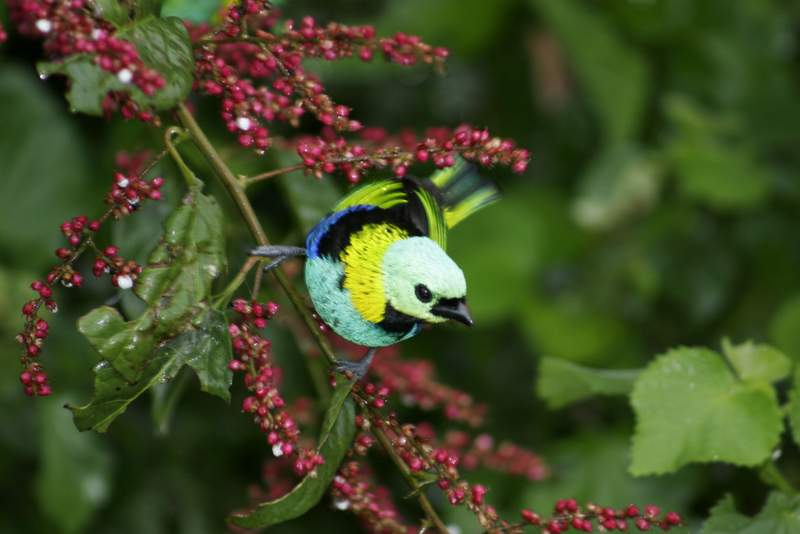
left=251, top=158, right=501, bottom=379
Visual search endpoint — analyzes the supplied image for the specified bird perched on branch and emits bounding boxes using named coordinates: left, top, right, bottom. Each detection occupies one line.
left=251, top=158, right=501, bottom=379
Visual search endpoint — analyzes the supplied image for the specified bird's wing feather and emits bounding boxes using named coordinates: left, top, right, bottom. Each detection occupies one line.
left=430, top=157, right=502, bottom=228
left=403, top=179, right=447, bottom=250
left=333, top=180, right=406, bottom=213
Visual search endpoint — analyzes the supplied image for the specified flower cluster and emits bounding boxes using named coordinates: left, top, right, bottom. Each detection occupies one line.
left=8, top=0, right=164, bottom=122
left=370, top=349, right=488, bottom=426
left=229, top=297, right=325, bottom=476
left=188, top=1, right=459, bottom=156
left=330, top=461, right=410, bottom=534
left=105, top=172, right=164, bottom=218
left=292, top=124, right=530, bottom=184
left=0, top=21, right=7, bottom=43
left=438, top=431, right=548, bottom=481
left=520, top=500, right=684, bottom=533
left=16, top=157, right=162, bottom=396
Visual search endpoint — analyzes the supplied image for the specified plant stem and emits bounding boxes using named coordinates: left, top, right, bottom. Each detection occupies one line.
left=761, top=459, right=797, bottom=495
left=175, top=102, right=450, bottom=530
left=174, top=102, right=338, bottom=366
left=368, top=415, right=450, bottom=534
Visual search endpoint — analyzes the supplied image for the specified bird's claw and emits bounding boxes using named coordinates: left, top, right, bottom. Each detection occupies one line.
left=332, top=347, right=377, bottom=381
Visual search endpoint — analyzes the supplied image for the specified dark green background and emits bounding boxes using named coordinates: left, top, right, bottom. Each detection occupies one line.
left=2, top=0, right=800, bottom=532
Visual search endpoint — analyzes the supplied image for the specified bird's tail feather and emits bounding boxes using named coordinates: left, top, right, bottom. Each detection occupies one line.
left=429, top=157, right=502, bottom=228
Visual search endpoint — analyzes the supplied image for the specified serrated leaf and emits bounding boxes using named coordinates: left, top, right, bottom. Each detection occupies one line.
left=37, top=15, right=192, bottom=116
left=159, top=308, right=233, bottom=402
left=78, top=178, right=225, bottom=383
left=630, top=347, right=782, bottom=476
left=121, top=16, right=193, bottom=108
left=69, top=309, right=231, bottom=432
left=77, top=306, right=158, bottom=382
left=721, top=338, right=790, bottom=383
left=72, top=173, right=230, bottom=432
left=537, top=356, right=640, bottom=409
left=701, top=492, right=800, bottom=534
left=227, top=381, right=356, bottom=529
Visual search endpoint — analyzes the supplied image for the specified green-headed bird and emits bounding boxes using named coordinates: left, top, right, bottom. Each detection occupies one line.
left=251, top=158, right=501, bottom=378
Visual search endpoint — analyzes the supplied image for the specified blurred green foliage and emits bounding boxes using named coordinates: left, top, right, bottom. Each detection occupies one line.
left=3, top=0, right=800, bottom=532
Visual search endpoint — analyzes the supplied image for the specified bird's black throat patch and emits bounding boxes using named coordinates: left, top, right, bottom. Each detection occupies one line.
left=378, top=302, right=423, bottom=337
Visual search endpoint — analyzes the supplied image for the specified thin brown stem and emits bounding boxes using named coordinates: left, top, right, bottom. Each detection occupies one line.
left=174, top=102, right=338, bottom=367
left=368, top=415, right=450, bottom=534
left=247, top=163, right=306, bottom=184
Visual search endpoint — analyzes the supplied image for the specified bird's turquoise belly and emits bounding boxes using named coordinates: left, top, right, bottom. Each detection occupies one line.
left=305, top=256, right=412, bottom=347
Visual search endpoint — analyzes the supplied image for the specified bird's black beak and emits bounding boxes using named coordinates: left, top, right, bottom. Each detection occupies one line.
left=431, top=298, right=474, bottom=326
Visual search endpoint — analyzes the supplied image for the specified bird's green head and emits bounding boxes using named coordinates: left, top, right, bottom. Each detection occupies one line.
left=381, top=237, right=473, bottom=326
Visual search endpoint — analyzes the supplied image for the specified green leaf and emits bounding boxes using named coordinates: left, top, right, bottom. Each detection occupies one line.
left=770, top=294, right=800, bottom=363
left=630, top=347, right=782, bottom=476
left=94, top=0, right=131, bottom=27
left=35, top=398, right=113, bottom=533
left=531, top=0, right=650, bottom=143
left=721, top=338, right=790, bottom=383
left=68, top=309, right=232, bottom=432
left=280, top=170, right=344, bottom=235
left=665, top=95, right=770, bottom=210
left=522, top=430, right=698, bottom=519
left=786, top=365, right=800, bottom=449
left=701, top=492, right=800, bottom=534
left=71, top=175, right=230, bottom=432
left=77, top=178, right=225, bottom=383
left=571, top=144, right=664, bottom=231
left=521, top=292, right=629, bottom=366
left=159, top=309, right=233, bottom=403
left=78, top=306, right=158, bottom=383
left=161, top=0, right=221, bottom=24
left=227, top=381, right=356, bottom=529
left=0, top=62, right=92, bottom=267
left=537, top=356, right=640, bottom=409
left=449, top=186, right=582, bottom=323
left=135, top=0, right=164, bottom=18
left=37, top=16, right=192, bottom=115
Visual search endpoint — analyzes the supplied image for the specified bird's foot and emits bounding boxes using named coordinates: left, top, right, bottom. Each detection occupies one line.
left=332, top=347, right=377, bottom=381
left=250, top=245, right=307, bottom=272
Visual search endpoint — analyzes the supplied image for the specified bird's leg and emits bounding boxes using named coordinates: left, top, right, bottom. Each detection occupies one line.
left=250, top=245, right=307, bottom=273
left=333, top=347, right=377, bottom=380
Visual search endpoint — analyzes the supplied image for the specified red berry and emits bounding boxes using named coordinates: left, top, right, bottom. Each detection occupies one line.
left=522, top=510, right=540, bottom=524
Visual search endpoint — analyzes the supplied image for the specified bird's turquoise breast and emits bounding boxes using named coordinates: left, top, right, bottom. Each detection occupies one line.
left=305, top=255, right=420, bottom=347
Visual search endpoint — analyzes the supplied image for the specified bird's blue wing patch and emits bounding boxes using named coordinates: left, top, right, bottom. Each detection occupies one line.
left=306, top=205, right=376, bottom=259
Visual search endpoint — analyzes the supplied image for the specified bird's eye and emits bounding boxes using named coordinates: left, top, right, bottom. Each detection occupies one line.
left=415, top=284, right=432, bottom=303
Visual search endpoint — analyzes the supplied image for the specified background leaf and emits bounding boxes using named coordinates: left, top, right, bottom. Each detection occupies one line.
left=630, top=347, right=782, bottom=476
left=701, top=493, right=800, bottom=534
left=537, top=356, right=639, bottom=409
left=531, top=0, right=650, bottom=143
left=227, top=382, right=357, bottom=529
